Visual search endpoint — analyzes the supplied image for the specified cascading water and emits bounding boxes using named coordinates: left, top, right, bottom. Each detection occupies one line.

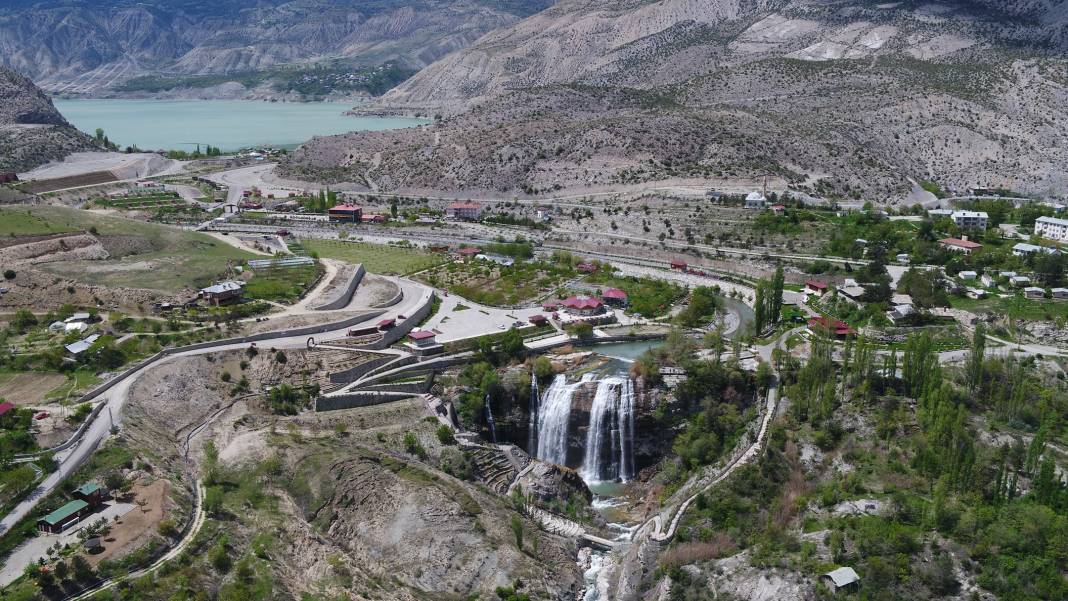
left=535, top=374, right=590, bottom=466
left=536, top=373, right=637, bottom=483
left=581, top=377, right=636, bottom=482
left=484, top=395, right=498, bottom=443
left=528, top=371, right=540, bottom=455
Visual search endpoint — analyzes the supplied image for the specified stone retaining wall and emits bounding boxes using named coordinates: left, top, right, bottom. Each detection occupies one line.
left=312, top=264, right=365, bottom=311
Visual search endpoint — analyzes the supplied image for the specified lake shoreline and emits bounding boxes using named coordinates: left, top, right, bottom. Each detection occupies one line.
left=53, top=98, right=429, bottom=152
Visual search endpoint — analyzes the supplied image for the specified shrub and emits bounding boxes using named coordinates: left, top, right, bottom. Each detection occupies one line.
left=436, top=425, right=456, bottom=445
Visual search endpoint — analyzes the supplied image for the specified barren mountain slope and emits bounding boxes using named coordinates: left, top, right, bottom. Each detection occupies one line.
left=0, top=0, right=554, bottom=91
left=283, top=51, right=1068, bottom=200
left=384, top=0, right=1068, bottom=108
left=0, top=66, right=94, bottom=172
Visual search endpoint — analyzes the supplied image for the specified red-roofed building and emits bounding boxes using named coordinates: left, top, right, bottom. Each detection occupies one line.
left=0, top=401, right=14, bottom=419
left=770, top=204, right=786, bottom=214
left=456, top=247, right=482, bottom=259
left=805, top=280, right=829, bottom=294
left=602, top=288, right=628, bottom=306
left=446, top=202, right=482, bottom=221
left=328, top=204, right=362, bottom=223
left=0, top=173, right=18, bottom=184
left=670, top=259, right=688, bottom=271
left=408, top=330, right=438, bottom=347
left=561, top=295, right=605, bottom=316
left=577, top=262, right=597, bottom=273
left=529, top=314, right=549, bottom=326
left=939, top=237, right=983, bottom=255
left=542, top=302, right=558, bottom=312
left=361, top=214, right=386, bottom=223
left=807, top=317, right=856, bottom=338
left=377, top=318, right=396, bottom=330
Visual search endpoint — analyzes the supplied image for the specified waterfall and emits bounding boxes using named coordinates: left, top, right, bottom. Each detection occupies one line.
left=582, top=377, right=636, bottom=483
left=484, top=395, right=497, bottom=443
left=535, top=374, right=587, bottom=466
left=618, top=377, right=636, bottom=481
left=528, top=371, right=540, bottom=455
left=535, top=373, right=636, bottom=482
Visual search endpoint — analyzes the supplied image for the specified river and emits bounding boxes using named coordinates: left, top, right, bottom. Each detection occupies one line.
left=53, top=99, right=428, bottom=152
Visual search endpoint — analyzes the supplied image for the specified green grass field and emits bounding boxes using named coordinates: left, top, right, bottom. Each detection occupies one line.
left=245, top=265, right=321, bottom=303
left=951, top=294, right=1068, bottom=321
left=302, top=239, right=447, bottom=276
left=0, top=205, right=256, bottom=292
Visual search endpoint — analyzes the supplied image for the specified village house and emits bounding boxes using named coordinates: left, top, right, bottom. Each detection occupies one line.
left=887, top=304, right=915, bottom=325
left=670, top=259, right=688, bottom=271
left=361, top=213, right=386, bottom=223
left=822, top=567, right=860, bottom=594
left=1013, top=242, right=1058, bottom=257
left=1024, top=286, right=1046, bottom=299
left=939, top=237, right=983, bottom=255
left=958, top=270, right=977, bottom=281
left=966, top=287, right=988, bottom=299
left=407, top=330, right=438, bottom=347
left=980, top=273, right=995, bottom=288
left=37, top=500, right=91, bottom=534
left=805, top=280, right=829, bottom=295
left=1052, top=288, right=1068, bottom=300
left=200, top=281, right=244, bottom=306
left=602, top=288, right=628, bottom=307
left=528, top=314, right=549, bottom=326
left=744, top=191, right=767, bottom=209
left=65, top=334, right=100, bottom=357
left=1010, top=275, right=1032, bottom=288
left=0, top=172, right=18, bottom=184
left=327, top=204, right=362, bottom=223
left=807, top=316, right=856, bottom=339
left=446, top=201, right=482, bottom=221
left=576, top=262, right=598, bottom=274
left=455, top=247, right=482, bottom=260
left=561, top=295, right=605, bottom=316
left=837, top=284, right=867, bottom=305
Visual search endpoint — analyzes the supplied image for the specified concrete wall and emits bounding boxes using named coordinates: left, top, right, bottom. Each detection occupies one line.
left=315, top=391, right=415, bottom=412
left=361, top=376, right=433, bottom=396
left=312, top=264, right=365, bottom=311
left=374, top=286, right=404, bottom=309
left=359, top=291, right=436, bottom=351
left=327, top=354, right=397, bottom=384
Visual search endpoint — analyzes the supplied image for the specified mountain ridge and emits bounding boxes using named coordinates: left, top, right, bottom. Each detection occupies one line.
left=0, top=65, right=95, bottom=172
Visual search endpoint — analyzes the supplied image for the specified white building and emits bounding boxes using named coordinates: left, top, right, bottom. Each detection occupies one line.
left=1010, top=275, right=1032, bottom=287
left=1024, top=287, right=1046, bottom=299
left=958, top=271, right=977, bottom=281
left=744, top=192, right=767, bottom=209
left=928, top=209, right=988, bottom=229
left=1035, top=216, right=1068, bottom=242
left=1013, top=242, right=1059, bottom=256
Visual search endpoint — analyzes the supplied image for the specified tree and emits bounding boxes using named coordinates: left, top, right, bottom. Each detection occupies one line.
left=533, top=356, right=553, bottom=381
left=53, top=559, right=69, bottom=582
left=510, top=515, right=524, bottom=550
left=966, top=324, right=985, bottom=392
left=70, top=555, right=94, bottom=582
left=203, top=485, right=224, bottom=514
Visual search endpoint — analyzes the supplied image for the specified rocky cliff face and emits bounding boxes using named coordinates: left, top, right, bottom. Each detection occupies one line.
left=0, top=0, right=554, bottom=93
left=0, top=66, right=94, bottom=172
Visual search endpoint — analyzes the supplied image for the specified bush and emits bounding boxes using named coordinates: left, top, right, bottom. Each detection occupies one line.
left=3, top=269, right=14, bottom=280
left=403, top=431, right=427, bottom=459
left=436, top=425, right=456, bottom=445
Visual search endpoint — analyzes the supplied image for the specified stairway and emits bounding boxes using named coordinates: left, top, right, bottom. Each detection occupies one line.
left=470, top=446, right=518, bottom=495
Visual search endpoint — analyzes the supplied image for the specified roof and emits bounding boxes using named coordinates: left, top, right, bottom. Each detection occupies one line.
left=562, top=296, right=604, bottom=310
left=939, top=237, right=982, bottom=250
left=66, top=312, right=91, bottom=322
left=408, top=330, right=437, bottom=341
left=75, top=483, right=102, bottom=496
left=670, top=258, right=687, bottom=267
left=1013, top=242, right=1057, bottom=254
left=447, top=202, right=481, bottom=210
left=328, top=204, right=361, bottom=212
left=529, top=314, right=548, bottom=323
left=1037, top=215, right=1068, bottom=227
left=201, top=281, right=243, bottom=295
left=65, top=334, right=100, bottom=355
left=1024, top=286, right=1045, bottom=293
left=602, top=288, right=628, bottom=300
left=805, top=280, right=828, bottom=290
left=824, top=567, right=860, bottom=588
left=954, top=210, right=988, bottom=218
left=746, top=191, right=766, bottom=201
left=542, top=302, right=558, bottom=310
left=839, top=285, right=866, bottom=299
left=39, top=499, right=89, bottom=526
left=771, top=204, right=786, bottom=210
left=456, top=247, right=482, bottom=255
left=1011, top=275, right=1031, bottom=282
left=377, top=318, right=396, bottom=327
left=248, top=257, right=315, bottom=269
left=0, top=401, right=14, bottom=417
left=808, top=317, right=855, bottom=336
